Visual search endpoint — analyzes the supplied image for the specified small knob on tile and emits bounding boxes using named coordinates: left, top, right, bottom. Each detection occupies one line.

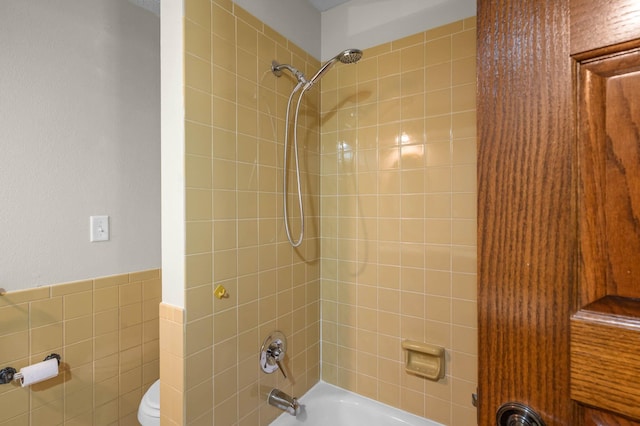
left=214, top=285, right=228, bottom=299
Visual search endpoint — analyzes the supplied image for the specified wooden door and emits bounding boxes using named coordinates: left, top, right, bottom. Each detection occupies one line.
left=478, top=1, right=640, bottom=425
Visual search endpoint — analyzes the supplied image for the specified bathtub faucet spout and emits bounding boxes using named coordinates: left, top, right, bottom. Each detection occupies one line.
left=268, top=388, right=300, bottom=416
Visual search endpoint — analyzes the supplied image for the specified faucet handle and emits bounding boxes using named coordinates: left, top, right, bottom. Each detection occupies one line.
left=260, top=331, right=288, bottom=378
left=274, top=358, right=287, bottom=379
left=267, top=339, right=287, bottom=378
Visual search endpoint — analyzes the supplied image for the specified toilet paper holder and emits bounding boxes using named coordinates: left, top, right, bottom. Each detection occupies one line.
left=0, top=353, right=60, bottom=385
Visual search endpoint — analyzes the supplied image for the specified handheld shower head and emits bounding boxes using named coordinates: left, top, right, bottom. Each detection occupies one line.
left=271, top=47, right=363, bottom=248
left=338, top=49, right=363, bottom=64
left=307, top=48, right=363, bottom=87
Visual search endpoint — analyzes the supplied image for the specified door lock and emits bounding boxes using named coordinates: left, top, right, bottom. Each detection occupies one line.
left=496, top=402, right=545, bottom=426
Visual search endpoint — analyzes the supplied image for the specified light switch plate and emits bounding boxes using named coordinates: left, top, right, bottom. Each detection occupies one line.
left=90, top=215, right=110, bottom=242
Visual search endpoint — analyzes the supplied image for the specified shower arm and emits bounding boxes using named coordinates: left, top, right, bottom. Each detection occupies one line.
left=272, top=61, right=307, bottom=84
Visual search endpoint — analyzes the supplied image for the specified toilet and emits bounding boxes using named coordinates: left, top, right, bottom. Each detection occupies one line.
left=138, top=379, right=160, bottom=425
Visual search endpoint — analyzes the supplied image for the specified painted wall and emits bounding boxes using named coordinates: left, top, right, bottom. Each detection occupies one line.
left=0, top=0, right=161, bottom=292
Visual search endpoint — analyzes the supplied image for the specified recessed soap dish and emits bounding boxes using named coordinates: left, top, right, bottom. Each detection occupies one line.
left=402, top=340, right=445, bottom=381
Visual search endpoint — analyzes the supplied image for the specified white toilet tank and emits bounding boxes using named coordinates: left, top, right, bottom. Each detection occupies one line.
left=138, top=379, right=160, bottom=426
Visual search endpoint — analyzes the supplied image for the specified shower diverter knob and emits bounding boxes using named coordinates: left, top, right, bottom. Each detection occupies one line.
left=260, top=331, right=288, bottom=379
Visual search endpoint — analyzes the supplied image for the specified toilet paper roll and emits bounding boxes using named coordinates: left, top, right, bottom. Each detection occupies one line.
left=19, top=358, right=59, bottom=387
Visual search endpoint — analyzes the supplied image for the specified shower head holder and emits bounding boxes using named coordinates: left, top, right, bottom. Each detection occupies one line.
left=272, top=61, right=308, bottom=84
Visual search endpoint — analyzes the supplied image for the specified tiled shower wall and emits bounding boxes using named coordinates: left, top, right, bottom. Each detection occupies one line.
left=178, top=0, right=322, bottom=424
left=173, top=2, right=476, bottom=425
left=0, top=269, right=161, bottom=425
left=319, top=18, right=477, bottom=425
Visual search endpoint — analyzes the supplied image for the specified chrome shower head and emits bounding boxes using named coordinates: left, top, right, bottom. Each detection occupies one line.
left=307, top=48, right=363, bottom=87
left=337, top=48, right=363, bottom=64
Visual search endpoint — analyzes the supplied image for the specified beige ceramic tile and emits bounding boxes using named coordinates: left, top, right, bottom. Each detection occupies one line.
left=186, top=379, right=213, bottom=422
left=185, top=253, right=213, bottom=289
left=452, top=29, right=476, bottom=60
left=94, top=309, right=118, bottom=337
left=186, top=53, right=212, bottom=94
left=426, top=20, right=464, bottom=40
left=185, top=87, right=213, bottom=126
left=0, top=305, right=29, bottom=335
left=452, top=273, right=476, bottom=301
left=400, top=44, right=425, bottom=74
left=212, top=34, right=237, bottom=73
left=64, top=316, right=93, bottom=345
left=63, top=291, right=92, bottom=320
left=51, top=280, right=93, bottom=297
left=186, top=0, right=211, bottom=30
left=119, top=282, right=143, bottom=307
left=120, top=303, right=142, bottom=329
left=120, top=324, right=142, bottom=351
left=93, top=290, right=117, bottom=321
left=186, top=284, right=214, bottom=322
left=93, top=273, right=129, bottom=289
left=452, top=83, right=476, bottom=112
left=31, top=323, right=63, bottom=354
left=452, top=111, right=476, bottom=140
left=0, top=331, right=28, bottom=365
left=30, top=297, right=63, bottom=328
left=378, top=50, right=401, bottom=77
left=31, top=400, right=64, bottom=426
left=185, top=19, right=211, bottom=61
left=185, top=221, right=213, bottom=255
left=0, top=287, right=49, bottom=308
left=452, top=56, right=476, bottom=86
left=186, top=121, right=213, bottom=158
left=212, top=3, right=235, bottom=41
left=132, top=269, right=160, bottom=282
left=426, top=62, right=452, bottom=92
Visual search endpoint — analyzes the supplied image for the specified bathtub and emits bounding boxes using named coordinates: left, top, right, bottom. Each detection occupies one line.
left=270, top=381, right=444, bottom=426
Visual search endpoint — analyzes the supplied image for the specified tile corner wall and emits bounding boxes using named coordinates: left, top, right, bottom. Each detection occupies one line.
left=181, top=1, right=322, bottom=424
left=177, top=2, right=477, bottom=425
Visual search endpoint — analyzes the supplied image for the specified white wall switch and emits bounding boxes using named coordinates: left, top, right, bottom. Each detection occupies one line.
left=90, top=215, right=110, bottom=242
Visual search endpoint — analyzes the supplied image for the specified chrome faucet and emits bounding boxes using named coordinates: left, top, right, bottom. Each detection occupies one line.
left=260, top=331, right=288, bottom=378
left=268, top=388, right=300, bottom=416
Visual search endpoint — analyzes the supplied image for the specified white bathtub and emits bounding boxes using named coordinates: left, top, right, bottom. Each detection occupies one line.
left=270, top=381, right=444, bottom=426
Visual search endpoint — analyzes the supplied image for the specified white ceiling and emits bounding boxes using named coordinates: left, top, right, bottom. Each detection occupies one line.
left=307, top=0, right=351, bottom=12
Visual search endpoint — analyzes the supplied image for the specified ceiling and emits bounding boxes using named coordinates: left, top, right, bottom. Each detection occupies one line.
left=307, top=0, right=351, bottom=12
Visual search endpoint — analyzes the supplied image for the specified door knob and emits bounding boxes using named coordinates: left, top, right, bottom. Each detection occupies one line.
left=497, top=402, right=545, bottom=426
